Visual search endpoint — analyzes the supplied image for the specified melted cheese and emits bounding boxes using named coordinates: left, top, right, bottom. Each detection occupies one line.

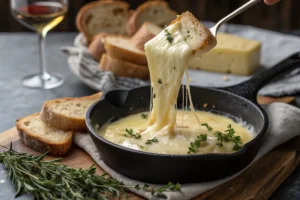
left=144, top=20, right=199, bottom=136
left=99, top=111, right=253, bottom=155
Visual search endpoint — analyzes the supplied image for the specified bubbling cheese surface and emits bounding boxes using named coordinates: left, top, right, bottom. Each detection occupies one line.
left=144, top=20, right=198, bottom=136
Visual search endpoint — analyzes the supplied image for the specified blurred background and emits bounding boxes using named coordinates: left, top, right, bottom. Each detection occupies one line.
left=1, top=0, right=300, bottom=34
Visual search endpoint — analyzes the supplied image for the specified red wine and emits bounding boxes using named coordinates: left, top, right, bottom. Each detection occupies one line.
left=12, top=2, right=67, bottom=34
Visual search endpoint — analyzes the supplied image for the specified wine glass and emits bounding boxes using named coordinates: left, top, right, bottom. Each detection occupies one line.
left=10, top=0, right=68, bottom=89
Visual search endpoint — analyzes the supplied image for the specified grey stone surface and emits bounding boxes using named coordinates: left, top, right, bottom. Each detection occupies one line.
left=0, top=33, right=299, bottom=200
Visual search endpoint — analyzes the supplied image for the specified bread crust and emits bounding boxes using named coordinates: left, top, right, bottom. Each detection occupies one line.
left=131, top=22, right=162, bottom=51
left=103, top=36, right=148, bottom=65
left=172, top=12, right=217, bottom=54
left=76, top=0, right=129, bottom=41
left=40, top=93, right=102, bottom=132
left=126, top=0, right=176, bottom=36
left=100, top=54, right=149, bottom=80
left=88, top=33, right=109, bottom=61
left=16, top=113, right=73, bottom=156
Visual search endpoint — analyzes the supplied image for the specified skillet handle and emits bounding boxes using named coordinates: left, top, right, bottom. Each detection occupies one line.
left=221, top=52, right=300, bottom=101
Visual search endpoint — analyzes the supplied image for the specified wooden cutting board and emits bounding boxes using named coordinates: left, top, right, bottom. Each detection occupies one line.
left=0, top=96, right=299, bottom=200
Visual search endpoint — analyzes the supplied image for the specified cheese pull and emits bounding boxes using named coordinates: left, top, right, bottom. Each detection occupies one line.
left=144, top=12, right=217, bottom=135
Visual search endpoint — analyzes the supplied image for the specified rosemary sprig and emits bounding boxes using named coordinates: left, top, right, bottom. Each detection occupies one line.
left=188, top=134, right=207, bottom=154
left=0, top=145, right=181, bottom=200
left=141, top=113, right=149, bottom=119
left=124, top=128, right=141, bottom=139
left=201, top=123, right=213, bottom=131
left=215, top=124, right=243, bottom=151
left=145, top=137, right=159, bottom=145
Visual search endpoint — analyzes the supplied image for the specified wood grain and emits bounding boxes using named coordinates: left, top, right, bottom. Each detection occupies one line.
left=0, top=95, right=298, bottom=200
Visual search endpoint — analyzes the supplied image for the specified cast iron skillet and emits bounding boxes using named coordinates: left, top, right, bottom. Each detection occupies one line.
left=86, top=52, right=300, bottom=184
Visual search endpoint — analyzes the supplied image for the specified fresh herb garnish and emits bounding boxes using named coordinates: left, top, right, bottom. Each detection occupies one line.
left=164, top=29, right=173, bottom=43
left=140, top=145, right=144, bottom=149
left=188, top=134, right=207, bottom=154
left=0, top=144, right=181, bottom=199
left=145, top=137, right=159, bottom=145
left=135, top=182, right=181, bottom=195
left=124, top=128, right=141, bottom=139
left=141, top=113, right=149, bottom=119
left=158, top=79, right=163, bottom=84
left=201, top=123, right=213, bottom=131
left=215, top=124, right=242, bottom=151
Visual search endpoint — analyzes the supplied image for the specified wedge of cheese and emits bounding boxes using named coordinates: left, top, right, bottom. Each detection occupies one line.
left=189, top=33, right=261, bottom=75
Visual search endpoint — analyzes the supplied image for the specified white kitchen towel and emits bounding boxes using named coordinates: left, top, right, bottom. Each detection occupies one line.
left=74, top=102, right=300, bottom=200
left=62, top=22, right=300, bottom=97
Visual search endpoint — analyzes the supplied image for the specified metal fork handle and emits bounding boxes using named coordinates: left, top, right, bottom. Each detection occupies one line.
left=209, top=0, right=262, bottom=36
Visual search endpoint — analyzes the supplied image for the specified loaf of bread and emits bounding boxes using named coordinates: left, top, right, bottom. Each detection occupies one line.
left=131, top=22, right=162, bottom=51
left=100, top=53, right=149, bottom=80
left=76, top=0, right=130, bottom=41
left=102, top=35, right=147, bottom=65
left=40, top=93, right=102, bottom=132
left=126, top=0, right=177, bottom=36
left=16, top=113, right=73, bottom=156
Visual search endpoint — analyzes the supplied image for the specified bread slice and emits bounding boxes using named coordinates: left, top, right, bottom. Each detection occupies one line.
left=89, top=33, right=110, bottom=61
left=131, top=22, right=163, bottom=51
left=100, top=53, right=149, bottom=80
left=103, top=35, right=147, bottom=65
left=40, top=93, right=103, bottom=132
left=76, top=0, right=130, bottom=41
left=126, top=0, right=177, bottom=36
left=16, top=113, right=73, bottom=156
left=174, top=11, right=217, bottom=55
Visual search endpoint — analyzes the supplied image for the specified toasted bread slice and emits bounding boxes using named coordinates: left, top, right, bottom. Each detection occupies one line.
left=16, top=113, right=73, bottom=156
left=100, top=53, right=149, bottom=80
left=76, top=0, right=130, bottom=41
left=131, top=22, right=162, bottom=51
left=103, top=35, right=147, bottom=65
left=40, top=93, right=102, bottom=132
left=126, top=0, right=177, bottom=36
left=175, top=11, right=217, bottom=55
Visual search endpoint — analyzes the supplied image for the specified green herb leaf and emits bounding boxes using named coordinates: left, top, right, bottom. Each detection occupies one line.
left=214, top=124, right=243, bottom=151
left=164, top=29, right=174, bottom=44
left=201, top=123, right=213, bottom=131
left=188, top=134, right=207, bottom=154
left=124, top=128, right=141, bottom=139
left=145, top=137, right=159, bottom=145
left=141, top=113, right=149, bottom=119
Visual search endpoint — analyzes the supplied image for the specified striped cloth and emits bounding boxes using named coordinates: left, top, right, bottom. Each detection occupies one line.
left=62, top=22, right=300, bottom=96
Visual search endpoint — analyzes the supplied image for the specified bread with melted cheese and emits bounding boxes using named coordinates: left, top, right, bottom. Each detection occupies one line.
left=126, top=0, right=177, bottom=36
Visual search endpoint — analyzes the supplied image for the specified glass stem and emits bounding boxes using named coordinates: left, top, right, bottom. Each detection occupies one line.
left=38, top=31, right=50, bottom=81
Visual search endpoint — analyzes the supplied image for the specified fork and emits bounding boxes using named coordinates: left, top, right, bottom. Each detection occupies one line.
left=209, top=0, right=262, bottom=37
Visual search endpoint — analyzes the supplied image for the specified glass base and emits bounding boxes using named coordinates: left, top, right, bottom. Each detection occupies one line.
left=21, top=73, right=64, bottom=89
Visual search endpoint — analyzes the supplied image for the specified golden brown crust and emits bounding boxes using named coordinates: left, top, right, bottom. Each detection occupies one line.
left=89, top=33, right=110, bottom=61
left=131, top=22, right=162, bottom=51
left=103, top=36, right=148, bottom=65
left=76, top=0, right=129, bottom=41
left=16, top=113, right=73, bottom=156
left=126, top=0, right=176, bottom=36
left=100, top=54, right=149, bottom=80
left=40, top=93, right=103, bottom=132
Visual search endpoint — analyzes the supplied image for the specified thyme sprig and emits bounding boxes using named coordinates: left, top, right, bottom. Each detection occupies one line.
left=215, top=124, right=243, bottom=151
left=141, top=113, right=149, bottom=119
left=201, top=123, right=213, bottom=131
left=124, top=128, right=141, bottom=139
left=0, top=144, right=181, bottom=200
left=188, top=134, right=207, bottom=154
left=145, top=137, right=159, bottom=145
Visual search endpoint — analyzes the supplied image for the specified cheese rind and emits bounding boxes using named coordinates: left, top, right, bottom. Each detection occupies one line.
left=189, top=33, right=262, bottom=75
